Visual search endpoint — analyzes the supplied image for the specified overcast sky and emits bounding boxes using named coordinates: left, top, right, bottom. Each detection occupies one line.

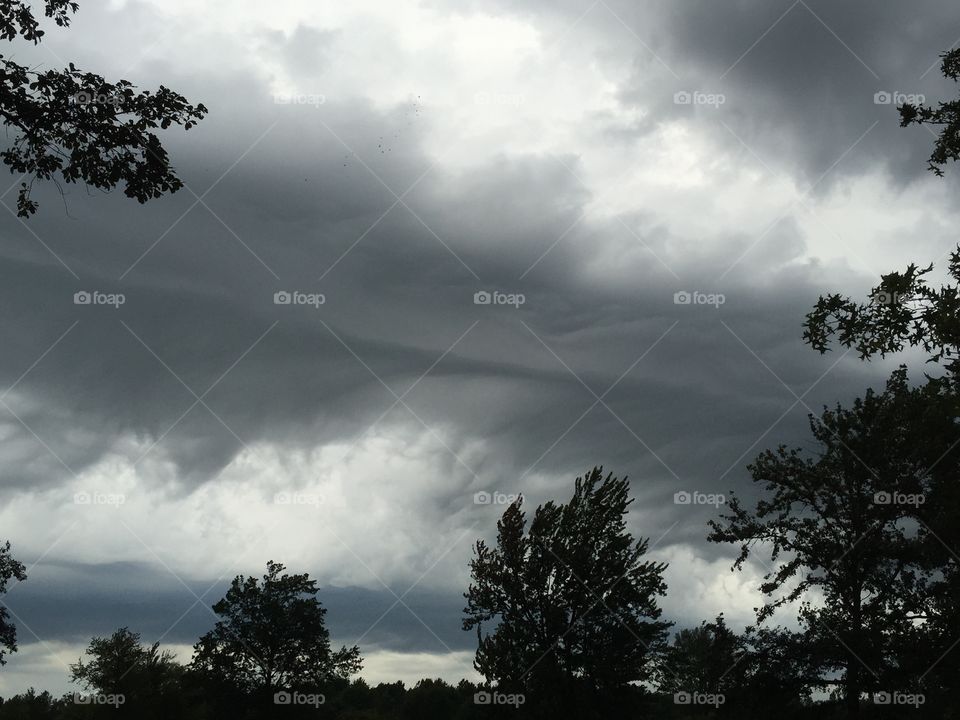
left=1, top=0, right=959, bottom=696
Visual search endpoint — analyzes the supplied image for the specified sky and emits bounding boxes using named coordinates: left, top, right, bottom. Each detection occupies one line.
left=1, top=0, right=959, bottom=696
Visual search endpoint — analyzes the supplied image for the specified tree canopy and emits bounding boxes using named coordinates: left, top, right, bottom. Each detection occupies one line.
left=463, top=467, right=670, bottom=718
left=709, top=368, right=960, bottom=718
left=900, top=48, right=960, bottom=175
left=0, top=0, right=206, bottom=216
left=190, top=561, right=362, bottom=699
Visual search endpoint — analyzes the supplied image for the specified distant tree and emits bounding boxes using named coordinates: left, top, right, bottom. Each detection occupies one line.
left=658, top=616, right=743, bottom=704
left=708, top=370, right=946, bottom=719
left=401, top=678, right=461, bottom=720
left=0, top=542, right=25, bottom=666
left=0, top=0, right=206, bottom=216
left=463, top=467, right=671, bottom=719
left=368, top=681, right=407, bottom=720
left=323, top=677, right=378, bottom=720
left=738, top=626, right=814, bottom=717
left=70, top=627, right=174, bottom=693
left=0, top=688, right=63, bottom=720
left=190, top=561, right=361, bottom=704
left=899, top=48, right=960, bottom=175
left=69, top=627, right=185, bottom=719
left=658, top=617, right=813, bottom=718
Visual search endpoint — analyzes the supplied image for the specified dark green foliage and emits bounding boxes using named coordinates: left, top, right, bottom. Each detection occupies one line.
left=804, top=247, right=960, bottom=372
left=0, top=689, right=60, bottom=720
left=68, top=627, right=195, bottom=720
left=0, top=0, right=206, bottom=216
left=190, top=560, right=362, bottom=712
left=0, top=542, right=24, bottom=666
left=900, top=49, right=960, bottom=175
left=803, top=238, right=960, bottom=718
left=463, top=467, right=671, bottom=718
left=658, top=617, right=814, bottom=719
left=709, top=370, right=960, bottom=718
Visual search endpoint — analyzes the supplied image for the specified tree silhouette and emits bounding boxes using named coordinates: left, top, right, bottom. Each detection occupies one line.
left=190, top=561, right=362, bottom=704
left=69, top=627, right=185, bottom=719
left=803, top=134, right=960, bottom=718
left=0, top=0, right=206, bottom=216
left=900, top=49, right=960, bottom=175
left=708, top=371, right=947, bottom=719
left=658, top=617, right=813, bottom=719
left=804, top=246, right=960, bottom=373
left=0, top=541, right=25, bottom=666
left=400, top=678, right=462, bottom=720
left=658, top=616, right=742, bottom=704
left=0, top=688, right=62, bottom=718
left=463, top=467, right=670, bottom=718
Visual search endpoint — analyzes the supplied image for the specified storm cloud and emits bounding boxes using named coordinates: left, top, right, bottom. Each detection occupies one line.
left=0, top=0, right=954, bottom=694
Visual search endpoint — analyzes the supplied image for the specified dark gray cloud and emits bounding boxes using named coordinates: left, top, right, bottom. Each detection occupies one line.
left=647, top=0, right=960, bottom=185
left=0, top=68, right=892, bottom=545
left=456, top=0, right=960, bottom=186
left=5, top=561, right=470, bottom=653
left=0, top=0, right=948, bottom=689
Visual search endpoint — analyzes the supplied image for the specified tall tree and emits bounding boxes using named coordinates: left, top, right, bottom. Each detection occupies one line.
left=190, top=561, right=361, bottom=701
left=463, top=467, right=670, bottom=719
left=708, top=371, right=943, bottom=719
left=0, top=541, right=25, bottom=666
left=806, top=249, right=960, bottom=720
left=0, top=0, right=206, bottom=216
left=805, top=74, right=960, bottom=703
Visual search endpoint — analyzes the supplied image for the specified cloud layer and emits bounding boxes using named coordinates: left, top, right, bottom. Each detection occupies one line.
left=0, top=0, right=955, bottom=692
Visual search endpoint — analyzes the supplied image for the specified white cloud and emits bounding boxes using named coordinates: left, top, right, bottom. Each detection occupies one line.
left=0, top=427, right=485, bottom=591
left=360, top=649, right=480, bottom=687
